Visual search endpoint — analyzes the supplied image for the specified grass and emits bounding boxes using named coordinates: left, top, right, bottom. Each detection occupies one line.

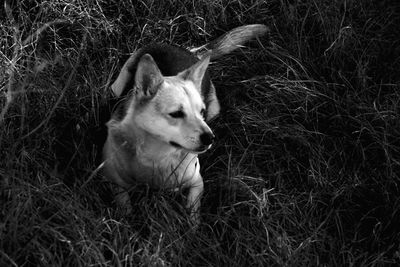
left=1, top=0, right=400, bottom=266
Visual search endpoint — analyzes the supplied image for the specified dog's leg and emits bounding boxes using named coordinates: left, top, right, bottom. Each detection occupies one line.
left=113, top=185, right=132, bottom=214
left=186, top=177, right=204, bottom=225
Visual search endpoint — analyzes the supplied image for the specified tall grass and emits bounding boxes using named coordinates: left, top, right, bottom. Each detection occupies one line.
left=1, top=0, right=399, bottom=266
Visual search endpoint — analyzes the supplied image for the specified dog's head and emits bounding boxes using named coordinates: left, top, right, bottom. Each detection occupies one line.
left=116, top=53, right=215, bottom=153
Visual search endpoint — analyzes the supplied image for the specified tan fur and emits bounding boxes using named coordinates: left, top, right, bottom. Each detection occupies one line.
left=104, top=54, right=211, bottom=223
left=102, top=24, right=267, bottom=225
left=190, top=24, right=268, bottom=59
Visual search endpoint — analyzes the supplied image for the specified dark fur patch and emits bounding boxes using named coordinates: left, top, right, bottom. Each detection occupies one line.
left=118, top=43, right=211, bottom=102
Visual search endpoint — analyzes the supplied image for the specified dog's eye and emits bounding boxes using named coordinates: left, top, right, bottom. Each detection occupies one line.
left=169, top=110, right=185, bottom=118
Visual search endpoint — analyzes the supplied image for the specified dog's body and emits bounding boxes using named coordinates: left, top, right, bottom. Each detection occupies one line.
left=102, top=25, right=268, bottom=223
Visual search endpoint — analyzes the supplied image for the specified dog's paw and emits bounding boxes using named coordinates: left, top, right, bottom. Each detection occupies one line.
left=113, top=188, right=133, bottom=215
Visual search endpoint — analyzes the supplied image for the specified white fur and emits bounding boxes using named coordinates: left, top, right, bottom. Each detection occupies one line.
left=103, top=55, right=212, bottom=224
left=103, top=24, right=267, bottom=225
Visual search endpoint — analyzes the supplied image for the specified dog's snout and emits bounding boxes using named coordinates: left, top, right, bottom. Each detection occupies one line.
left=200, top=132, right=215, bottom=146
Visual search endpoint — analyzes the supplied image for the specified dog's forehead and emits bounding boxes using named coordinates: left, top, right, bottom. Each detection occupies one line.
left=158, top=77, right=204, bottom=108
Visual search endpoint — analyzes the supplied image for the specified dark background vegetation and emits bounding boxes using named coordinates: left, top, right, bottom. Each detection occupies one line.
left=1, top=0, right=400, bottom=266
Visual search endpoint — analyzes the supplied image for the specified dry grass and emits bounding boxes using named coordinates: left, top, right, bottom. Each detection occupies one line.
left=1, top=0, right=400, bottom=266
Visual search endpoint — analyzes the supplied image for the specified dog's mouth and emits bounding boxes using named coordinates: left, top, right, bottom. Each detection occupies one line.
left=169, top=141, right=211, bottom=154
left=169, top=141, right=183, bottom=149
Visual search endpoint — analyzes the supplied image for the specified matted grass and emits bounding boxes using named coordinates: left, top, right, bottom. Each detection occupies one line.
left=1, top=0, right=399, bottom=266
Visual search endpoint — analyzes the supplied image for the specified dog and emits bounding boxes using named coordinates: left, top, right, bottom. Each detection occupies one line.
left=102, top=24, right=268, bottom=224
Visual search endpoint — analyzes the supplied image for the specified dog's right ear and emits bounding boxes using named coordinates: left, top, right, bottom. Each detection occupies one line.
left=134, top=54, right=163, bottom=97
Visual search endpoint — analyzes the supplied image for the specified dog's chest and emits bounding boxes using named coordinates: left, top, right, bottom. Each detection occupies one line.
left=130, top=150, right=199, bottom=189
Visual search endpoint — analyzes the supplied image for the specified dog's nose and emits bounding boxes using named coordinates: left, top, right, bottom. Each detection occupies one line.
left=200, top=132, right=215, bottom=146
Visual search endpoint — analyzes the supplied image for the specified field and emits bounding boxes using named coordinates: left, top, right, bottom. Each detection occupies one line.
left=1, top=0, right=400, bottom=266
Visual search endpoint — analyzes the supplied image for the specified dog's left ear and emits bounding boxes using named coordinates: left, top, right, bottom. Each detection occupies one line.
left=178, top=55, right=210, bottom=90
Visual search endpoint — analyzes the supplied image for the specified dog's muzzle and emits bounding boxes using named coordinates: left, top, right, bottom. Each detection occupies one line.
left=169, top=132, right=215, bottom=153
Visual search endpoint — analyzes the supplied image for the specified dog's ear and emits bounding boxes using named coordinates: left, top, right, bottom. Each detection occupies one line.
left=135, top=54, right=163, bottom=97
left=178, top=55, right=210, bottom=90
